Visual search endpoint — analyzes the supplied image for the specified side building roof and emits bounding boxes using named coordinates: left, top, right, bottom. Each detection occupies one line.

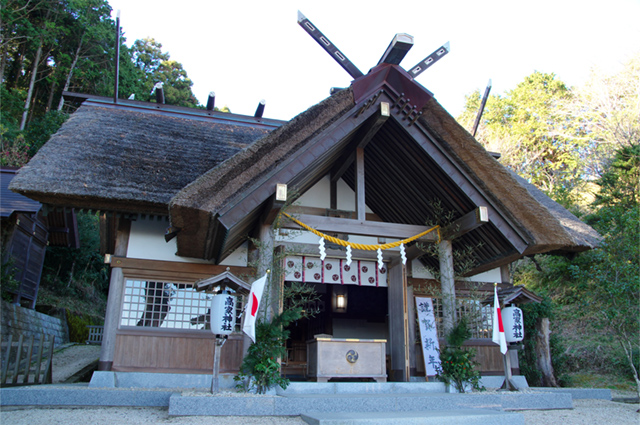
left=9, top=97, right=284, bottom=216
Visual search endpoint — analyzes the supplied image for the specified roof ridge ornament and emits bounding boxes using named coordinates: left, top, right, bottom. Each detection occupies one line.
left=297, top=11, right=364, bottom=80
left=407, top=42, right=451, bottom=78
left=298, top=11, right=449, bottom=84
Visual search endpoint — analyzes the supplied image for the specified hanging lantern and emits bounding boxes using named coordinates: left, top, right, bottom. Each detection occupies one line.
left=501, top=306, right=524, bottom=343
left=210, top=293, right=237, bottom=335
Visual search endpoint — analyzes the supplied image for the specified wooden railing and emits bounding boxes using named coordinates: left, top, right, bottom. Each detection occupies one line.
left=86, top=326, right=104, bottom=345
left=1, top=333, right=55, bottom=386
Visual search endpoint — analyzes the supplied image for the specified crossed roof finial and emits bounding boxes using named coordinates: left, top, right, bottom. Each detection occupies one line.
left=297, top=11, right=450, bottom=81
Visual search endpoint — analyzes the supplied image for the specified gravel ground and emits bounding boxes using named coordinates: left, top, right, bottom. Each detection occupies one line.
left=3, top=345, right=636, bottom=424
left=1, top=399, right=638, bottom=425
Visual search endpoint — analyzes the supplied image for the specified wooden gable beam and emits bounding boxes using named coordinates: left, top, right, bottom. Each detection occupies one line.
left=280, top=213, right=439, bottom=241
left=441, top=206, right=489, bottom=240
left=403, top=120, right=529, bottom=254
left=331, top=102, right=390, bottom=184
left=216, top=99, right=372, bottom=230
left=260, top=194, right=286, bottom=226
left=392, top=206, right=489, bottom=266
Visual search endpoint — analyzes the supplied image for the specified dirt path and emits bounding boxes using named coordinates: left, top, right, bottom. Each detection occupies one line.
left=51, top=344, right=101, bottom=383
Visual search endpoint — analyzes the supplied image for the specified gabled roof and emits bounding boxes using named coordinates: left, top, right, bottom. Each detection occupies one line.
left=195, top=270, right=250, bottom=295
left=10, top=70, right=601, bottom=275
left=169, top=64, right=601, bottom=273
left=482, top=285, right=543, bottom=305
left=9, top=96, right=284, bottom=216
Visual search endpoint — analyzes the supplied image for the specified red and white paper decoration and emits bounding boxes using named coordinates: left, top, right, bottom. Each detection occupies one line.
left=284, top=256, right=387, bottom=287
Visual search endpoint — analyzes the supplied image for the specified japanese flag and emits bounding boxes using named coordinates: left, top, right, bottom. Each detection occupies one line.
left=492, top=284, right=508, bottom=355
left=242, top=274, right=268, bottom=343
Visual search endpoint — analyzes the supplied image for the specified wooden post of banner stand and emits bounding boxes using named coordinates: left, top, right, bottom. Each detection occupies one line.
left=500, top=346, right=518, bottom=391
left=212, top=335, right=228, bottom=393
left=499, top=293, right=518, bottom=392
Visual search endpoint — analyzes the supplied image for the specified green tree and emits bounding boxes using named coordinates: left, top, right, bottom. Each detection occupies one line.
left=582, top=148, right=639, bottom=395
left=513, top=146, right=639, bottom=394
left=129, top=37, right=198, bottom=107
left=40, top=212, right=109, bottom=304
left=459, top=72, right=586, bottom=199
left=571, top=54, right=640, bottom=179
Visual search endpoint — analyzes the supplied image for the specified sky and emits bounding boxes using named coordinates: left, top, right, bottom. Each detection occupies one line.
left=106, top=0, right=640, bottom=121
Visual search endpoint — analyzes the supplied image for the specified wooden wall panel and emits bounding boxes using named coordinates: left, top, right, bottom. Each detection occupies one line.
left=113, top=332, right=244, bottom=374
left=414, top=340, right=513, bottom=376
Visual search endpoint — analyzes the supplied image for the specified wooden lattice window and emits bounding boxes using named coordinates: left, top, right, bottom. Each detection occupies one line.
left=120, top=279, right=244, bottom=332
left=430, top=298, right=492, bottom=339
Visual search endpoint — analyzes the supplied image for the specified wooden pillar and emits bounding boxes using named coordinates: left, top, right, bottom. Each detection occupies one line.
left=355, top=147, right=365, bottom=222
left=98, top=218, right=130, bottom=371
left=500, top=265, right=511, bottom=284
left=387, top=263, right=410, bottom=381
left=242, top=223, right=277, bottom=358
left=258, top=223, right=277, bottom=320
left=438, top=240, right=456, bottom=337
left=406, top=284, right=417, bottom=378
left=330, top=179, right=337, bottom=210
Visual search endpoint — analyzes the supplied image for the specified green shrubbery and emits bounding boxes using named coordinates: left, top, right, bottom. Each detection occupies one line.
left=435, top=317, right=483, bottom=393
left=234, top=308, right=302, bottom=394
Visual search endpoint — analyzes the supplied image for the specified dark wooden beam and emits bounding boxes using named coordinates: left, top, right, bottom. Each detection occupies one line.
left=330, top=179, right=337, bottom=210
left=297, top=11, right=363, bottom=79
left=407, top=42, right=450, bottom=79
left=330, top=102, right=390, bottom=184
left=355, top=147, right=365, bottom=221
left=377, top=33, right=413, bottom=66
left=260, top=194, right=285, bottom=226
left=357, top=102, right=390, bottom=149
left=330, top=151, right=354, bottom=184
left=441, top=206, right=489, bottom=240
left=472, top=79, right=492, bottom=137
left=280, top=213, right=439, bottom=241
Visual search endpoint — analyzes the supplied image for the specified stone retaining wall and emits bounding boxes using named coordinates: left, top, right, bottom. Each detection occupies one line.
left=1, top=300, right=68, bottom=347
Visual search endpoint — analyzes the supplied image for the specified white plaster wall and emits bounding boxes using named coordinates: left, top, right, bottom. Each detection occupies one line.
left=127, top=219, right=247, bottom=266
left=279, top=177, right=382, bottom=246
left=411, top=259, right=503, bottom=283
left=296, top=176, right=372, bottom=213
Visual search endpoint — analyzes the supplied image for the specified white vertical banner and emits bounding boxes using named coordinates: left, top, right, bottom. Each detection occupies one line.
left=415, top=297, right=441, bottom=376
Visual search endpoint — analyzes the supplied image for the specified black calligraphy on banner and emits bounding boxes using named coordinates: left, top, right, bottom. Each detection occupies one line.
left=221, top=296, right=235, bottom=332
left=415, top=297, right=441, bottom=375
left=512, top=308, right=523, bottom=340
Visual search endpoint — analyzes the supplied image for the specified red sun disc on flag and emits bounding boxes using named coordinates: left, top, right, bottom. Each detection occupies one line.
left=251, top=293, right=259, bottom=316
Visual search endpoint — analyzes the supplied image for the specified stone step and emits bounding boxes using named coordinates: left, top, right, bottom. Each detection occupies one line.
left=301, top=409, right=524, bottom=425
left=167, top=391, right=573, bottom=416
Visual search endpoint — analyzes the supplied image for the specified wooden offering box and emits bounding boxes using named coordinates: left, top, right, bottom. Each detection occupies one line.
left=307, top=337, right=387, bottom=382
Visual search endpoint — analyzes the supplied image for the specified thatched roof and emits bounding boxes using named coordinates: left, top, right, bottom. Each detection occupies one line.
left=10, top=98, right=283, bottom=216
left=169, top=89, right=356, bottom=259
left=168, top=64, right=601, bottom=272
left=10, top=67, right=601, bottom=274
left=417, top=96, right=602, bottom=256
